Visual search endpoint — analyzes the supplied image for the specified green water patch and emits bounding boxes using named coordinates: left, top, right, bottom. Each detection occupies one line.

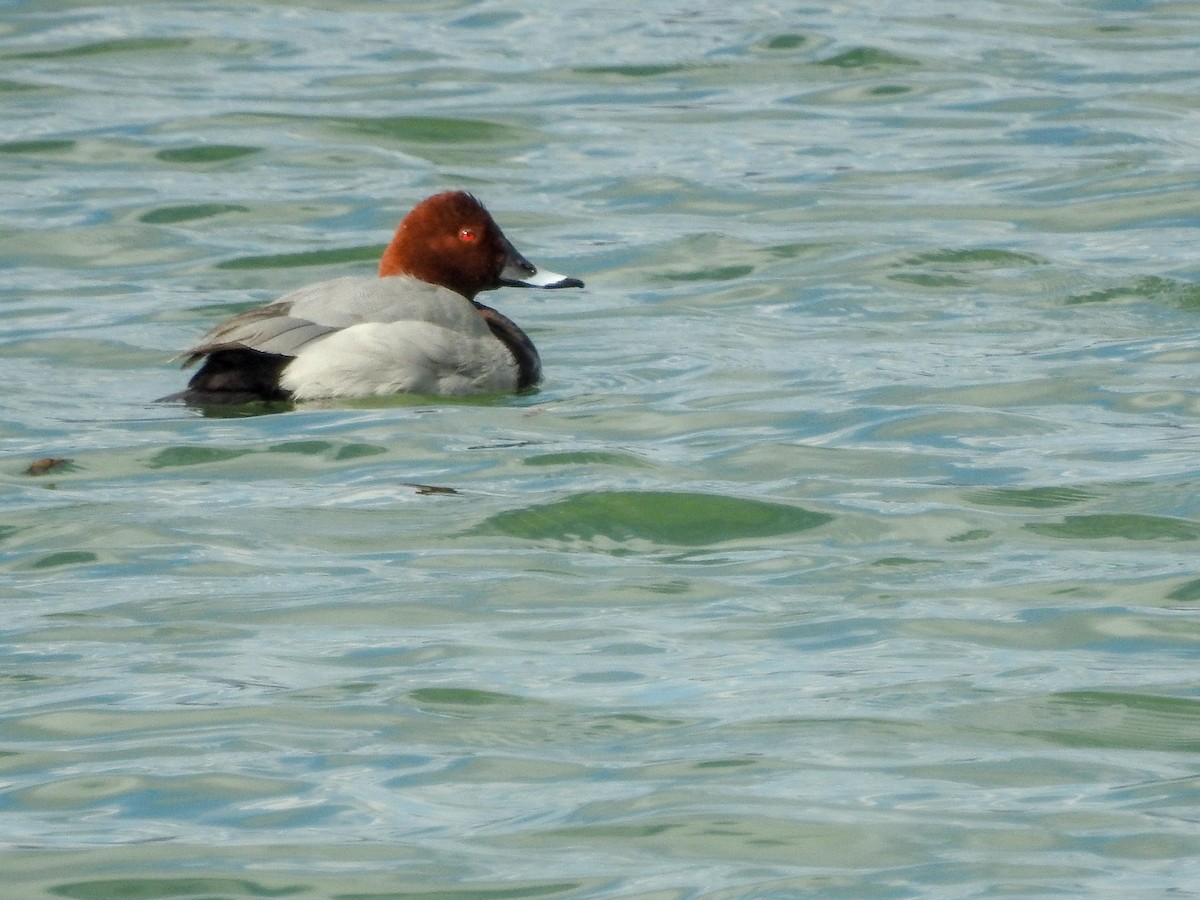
left=155, top=145, right=261, bottom=164
left=1065, top=275, right=1200, bottom=308
left=762, top=33, right=809, bottom=51
left=408, top=688, right=526, bottom=707
left=266, top=440, right=385, bottom=460
left=888, top=272, right=967, bottom=288
left=573, top=63, right=695, bottom=78
left=28, top=551, right=98, bottom=570
left=0, top=139, right=75, bottom=155
left=327, top=115, right=523, bottom=145
left=0, top=79, right=48, bottom=93
left=267, top=441, right=336, bottom=456
left=660, top=263, right=755, bottom=283
left=886, top=247, right=1048, bottom=290
left=817, top=47, right=921, bottom=68
left=474, top=490, right=832, bottom=546
left=456, top=9, right=523, bottom=29
left=1167, top=579, right=1200, bottom=602
left=523, top=451, right=648, bottom=468
left=143, top=442, right=385, bottom=466
left=46, top=872, right=566, bottom=899
left=967, top=486, right=1096, bottom=509
left=49, top=877, right=304, bottom=899
left=947, top=529, right=991, bottom=543
left=144, top=446, right=254, bottom=469
left=333, top=443, right=388, bottom=461
left=645, top=232, right=815, bottom=284
left=1026, top=514, right=1200, bottom=541
left=528, top=813, right=914, bottom=868
left=139, top=203, right=250, bottom=224
left=10, top=37, right=193, bottom=60
left=904, top=248, right=1047, bottom=268
left=216, top=244, right=382, bottom=270
left=871, top=556, right=927, bottom=567
left=1037, top=692, right=1200, bottom=752
left=193, top=400, right=296, bottom=419
left=954, top=691, right=1200, bottom=752
left=764, top=241, right=828, bottom=261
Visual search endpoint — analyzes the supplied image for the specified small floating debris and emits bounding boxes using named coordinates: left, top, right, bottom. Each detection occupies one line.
left=402, top=482, right=460, bottom=496
left=25, top=457, right=73, bottom=477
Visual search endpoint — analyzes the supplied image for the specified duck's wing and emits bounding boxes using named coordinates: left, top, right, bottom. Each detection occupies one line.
left=180, top=276, right=486, bottom=364
left=284, top=276, right=487, bottom=332
left=176, top=301, right=338, bottom=366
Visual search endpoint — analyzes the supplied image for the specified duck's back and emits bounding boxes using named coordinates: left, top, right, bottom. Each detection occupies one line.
left=176, top=276, right=538, bottom=403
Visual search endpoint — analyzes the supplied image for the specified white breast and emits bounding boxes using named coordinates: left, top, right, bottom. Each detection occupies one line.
left=281, top=320, right=520, bottom=398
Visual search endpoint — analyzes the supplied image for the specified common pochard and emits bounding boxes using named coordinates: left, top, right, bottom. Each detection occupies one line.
left=165, top=191, right=583, bottom=404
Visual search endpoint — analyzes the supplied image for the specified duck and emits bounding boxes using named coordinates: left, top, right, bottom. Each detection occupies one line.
left=164, top=191, right=584, bottom=405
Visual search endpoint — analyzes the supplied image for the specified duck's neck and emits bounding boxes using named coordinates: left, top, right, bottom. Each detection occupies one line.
left=472, top=302, right=541, bottom=390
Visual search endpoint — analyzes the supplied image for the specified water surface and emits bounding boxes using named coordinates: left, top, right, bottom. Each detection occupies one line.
left=3, top=1, right=1200, bottom=897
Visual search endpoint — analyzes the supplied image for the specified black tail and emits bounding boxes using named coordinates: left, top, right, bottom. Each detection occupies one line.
left=159, top=347, right=295, bottom=405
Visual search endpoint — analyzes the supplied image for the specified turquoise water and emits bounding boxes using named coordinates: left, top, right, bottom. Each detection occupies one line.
left=4, top=0, right=1200, bottom=896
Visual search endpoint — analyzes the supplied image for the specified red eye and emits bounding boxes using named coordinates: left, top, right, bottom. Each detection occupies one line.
left=459, top=228, right=477, bottom=242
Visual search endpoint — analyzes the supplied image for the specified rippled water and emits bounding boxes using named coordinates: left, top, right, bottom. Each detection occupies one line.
left=4, top=1, right=1200, bottom=896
